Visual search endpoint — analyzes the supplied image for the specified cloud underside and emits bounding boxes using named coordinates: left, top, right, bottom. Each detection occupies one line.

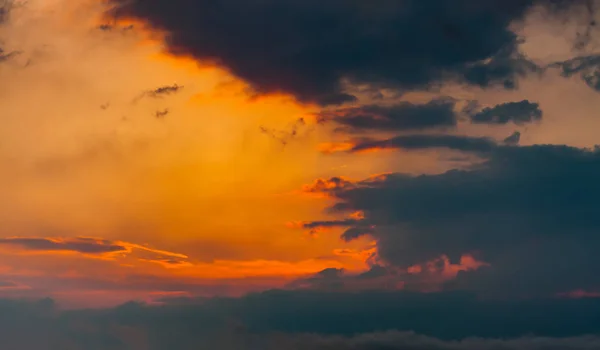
left=104, top=0, right=598, bottom=105
left=304, top=143, right=600, bottom=297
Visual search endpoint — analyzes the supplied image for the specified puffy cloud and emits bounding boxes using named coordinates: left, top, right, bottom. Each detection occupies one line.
left=303, top=144, right=600, bottom=296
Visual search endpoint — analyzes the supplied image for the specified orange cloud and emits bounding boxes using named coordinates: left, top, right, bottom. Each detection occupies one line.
left=0, top=237, right=188, bottom=263
left=301, top=177, right=356, bottom=195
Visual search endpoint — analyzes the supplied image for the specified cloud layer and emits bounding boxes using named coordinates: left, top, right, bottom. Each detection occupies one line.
left=2, top=293, right=600, bottom=349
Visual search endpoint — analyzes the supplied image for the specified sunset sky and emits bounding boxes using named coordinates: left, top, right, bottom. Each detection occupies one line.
left=2, top=0, right=600, bottom=348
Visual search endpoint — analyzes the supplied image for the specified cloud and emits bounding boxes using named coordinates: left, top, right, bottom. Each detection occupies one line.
left=503, top=131, right=522, bottom=145
left=259, top=118, right=308, bottom=146
left=469, top=100, right=543, bottom=125
left=102, top=0, right=592, bottom=105
left=2, top=291, right=600, bottom=349
left=0, top=237, right=188, bottom=262
left=301, top=177, right=356, bottom=195
left=318, top=99, right=458, bottom=132
left=553, top=54, right=600, bottom=91
left=348, top=134, right=500, bottom=154
left=144, top=83, right=184, bottom=99
left=0, top=237, right=127, bottom=254
left=303, top=144, right=600, bottom=297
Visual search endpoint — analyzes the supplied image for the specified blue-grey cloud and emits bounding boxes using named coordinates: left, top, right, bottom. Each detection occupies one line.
left=469, top=100, right=543, bottom=125
left=103, top=0, right=595, bottom=105
left=305, top=144, right=600, bottom=297
left=553, top=54, right=600, bottom=91
left=2, top=293, right=600, bottom=349
left=319, top=99, right=458, bottom=132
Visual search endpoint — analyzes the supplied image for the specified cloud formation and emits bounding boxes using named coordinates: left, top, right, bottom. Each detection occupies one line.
left=318, top=99, right=458, bottom=132
left=469, top=100, right=543, bottom=124
left=103, top=0, right=593, bottom=105
left=304, top=144, right=600, bottom=296
left=553, top=54, right=600, bottom=91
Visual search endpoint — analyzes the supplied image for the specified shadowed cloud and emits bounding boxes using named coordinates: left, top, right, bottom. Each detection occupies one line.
left=102, top=0, right=593, bottom=105
left=469, top=100, right=543, bottom=125
left=318, top=99, right=458, bottom=132
left=303, top=143, right=600, bottom=297
left=348, top=134, right=501, bottom=153
left=553, top=54, right=600, bottom=91
left=0, top=237, right=127, bottom=254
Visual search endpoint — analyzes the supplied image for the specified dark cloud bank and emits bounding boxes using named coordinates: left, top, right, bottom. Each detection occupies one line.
left=2, top=292, right=600, bottom=350
left=105, top=0, right=596, bottom=105
left=306, top=142, right=600, bottom=298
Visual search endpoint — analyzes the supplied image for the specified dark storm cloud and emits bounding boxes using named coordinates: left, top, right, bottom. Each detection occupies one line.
left=318, top=99, right=458, bottom=132
left=469, top=100, right=543, bottom=125
left=349, top=134, right=499, bottom=153
left=0, top=237, right=127, bottom=254
left=101, top=0, right=595, bottom=105
left=305, top=144, right=600, bottom=296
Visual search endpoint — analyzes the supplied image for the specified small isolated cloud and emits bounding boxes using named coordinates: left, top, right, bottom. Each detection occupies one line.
left=259, top=118, right=308, bottom=146
left=503, top=131, right=522, bottom=145
left=0, top=237, right=127, bottom=255
left=469, top=100, right=543, bottom=125
left=301, top=177, right=356, bottom=195
left=133, top=84, right=184, bottom=102
left=155, top=108, right=169, bottom=118
left=146, top=84, right=184, bottom=98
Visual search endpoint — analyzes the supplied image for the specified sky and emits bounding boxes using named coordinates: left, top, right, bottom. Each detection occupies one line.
left=2, top=0, right=600, bottom=348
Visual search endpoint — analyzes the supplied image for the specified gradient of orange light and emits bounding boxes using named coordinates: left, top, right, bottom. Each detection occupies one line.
left=0, top=0, right=376, bottom=292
